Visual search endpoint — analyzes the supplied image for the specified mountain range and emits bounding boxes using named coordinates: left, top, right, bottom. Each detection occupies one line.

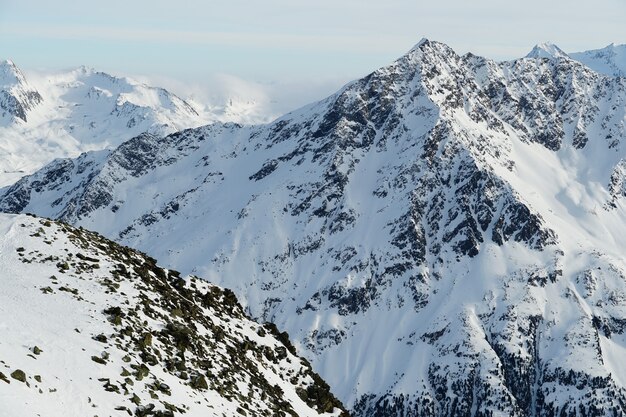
left=0, top=61, right=275, bottom=188
left=2, top=39, right=626, bottom=417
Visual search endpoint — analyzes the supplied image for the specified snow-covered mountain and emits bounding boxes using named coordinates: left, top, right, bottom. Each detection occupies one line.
left=0, top=59, right=42, bottom=123
left=570, top=43, right=626, bottom=78
left=524, top=42, right=626, bottom=79
left=3, top=38, right=626, bottom=417
left=0, top=61, right=217, bottom=187
left=525, top=42, right=570, bottom=60
left=0, top=213, right=347, bottom=417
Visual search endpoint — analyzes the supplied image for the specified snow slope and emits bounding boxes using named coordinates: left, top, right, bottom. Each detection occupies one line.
left=524, top=42, right=626, bottom=79
left=3, top=39, right=626, bottom=416
left=0, top=213, right=347, bottom=417
left=570, top=44, right=626, bottom=78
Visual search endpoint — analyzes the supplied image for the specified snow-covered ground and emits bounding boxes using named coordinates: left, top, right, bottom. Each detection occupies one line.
left=0, top=213, right=347, bottom=417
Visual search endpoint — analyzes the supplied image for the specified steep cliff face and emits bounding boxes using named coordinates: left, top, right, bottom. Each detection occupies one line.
left=3, top=39, right=626, bottom=416
left=0, top=213, right=348, bottom=417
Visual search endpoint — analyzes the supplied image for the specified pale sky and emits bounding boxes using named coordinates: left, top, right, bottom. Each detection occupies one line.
left=1, top=0, right=625, bottom=114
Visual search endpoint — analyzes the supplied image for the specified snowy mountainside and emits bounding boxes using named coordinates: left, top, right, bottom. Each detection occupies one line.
left=570, top=43, right=626, bottom=78
left=0, top=62, right=214, bottom=187
left=0, top=213, right=347, bottom=417
left=3, top=39, right=626, bottom=417
left=0, top=59, right=42, bottom=123
left=524, top=42, right=626, bottom=78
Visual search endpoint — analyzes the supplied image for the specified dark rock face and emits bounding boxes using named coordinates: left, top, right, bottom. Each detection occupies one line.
left=0, top=89, right=42, bottom=122
left=3, top=40, right=626, bottom=417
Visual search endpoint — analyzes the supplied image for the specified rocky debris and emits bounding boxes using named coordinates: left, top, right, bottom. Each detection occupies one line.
left=0, top=214, right=348, bottom=417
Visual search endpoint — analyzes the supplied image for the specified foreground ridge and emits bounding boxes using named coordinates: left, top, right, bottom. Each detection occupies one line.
left=0, top=213, right=348, bottom=417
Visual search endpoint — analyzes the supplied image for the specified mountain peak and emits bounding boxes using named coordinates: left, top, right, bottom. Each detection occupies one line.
left=401, top=38, right=459, bottom=67
left=0, top=58, right=16, bottom=68
left=411, top=37, right=432, bottom=49
left=603, top=42, right=622, bottom=50
left=408, top=38, right=453, bottom=54
left=0, top=58, right=42, bottom=123
left=596, top=42, right=625, bottom=56
left=73, top=64, right=96, bottom=75
left=526, top=42, right=569, bottom=59
left=570, top=43, right=626, bottom=77
left=0, top=58, right=27, bottom=87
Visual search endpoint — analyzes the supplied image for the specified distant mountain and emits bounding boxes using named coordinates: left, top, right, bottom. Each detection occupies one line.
left=3, top=39, right=626, bottom=417
left=0, top=61, right=217, bottom=187
left=570, top=43, right=626, bottom=77
left=0, top=213, right=347, bottom=417
left=524, top=42, right=626, bottom=78
left=0, top=59, right=43, bottom=123
left=525, top=42, right=569, bottom=59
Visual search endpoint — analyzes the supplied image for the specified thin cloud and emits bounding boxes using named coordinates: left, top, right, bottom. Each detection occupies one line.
left=0, top=23, right=411, bottom=54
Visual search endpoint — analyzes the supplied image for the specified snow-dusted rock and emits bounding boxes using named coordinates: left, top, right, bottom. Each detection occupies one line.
left=524, top=42, right=626, bottom=79
left=0, top=59, right=42, bottom=123
left=0, top=213, right=347, bottom=417
left=526, top=42, right=570, bottom=60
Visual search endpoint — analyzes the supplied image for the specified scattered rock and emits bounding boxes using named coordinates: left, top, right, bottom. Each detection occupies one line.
left=10, top=369, right=26, bottom=383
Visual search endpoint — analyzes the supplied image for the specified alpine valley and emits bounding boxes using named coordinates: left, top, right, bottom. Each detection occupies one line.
left=2, top=39, right=626, bottom=417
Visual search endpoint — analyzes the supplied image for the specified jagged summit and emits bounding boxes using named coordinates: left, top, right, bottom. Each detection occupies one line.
left=403, top=38, right=458, bottom=60
left=408, top=37, right=436, bottom=50
left=526, top=42, right=570, bottom=59
left=0, top=59, right=21, bottom=83
left=0, top=58, right=34, bottom=91
left=524, top=42, right=626, bottom=78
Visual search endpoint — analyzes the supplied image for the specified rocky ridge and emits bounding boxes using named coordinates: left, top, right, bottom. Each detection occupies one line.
left=0, top=213, right=347, bottom=417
